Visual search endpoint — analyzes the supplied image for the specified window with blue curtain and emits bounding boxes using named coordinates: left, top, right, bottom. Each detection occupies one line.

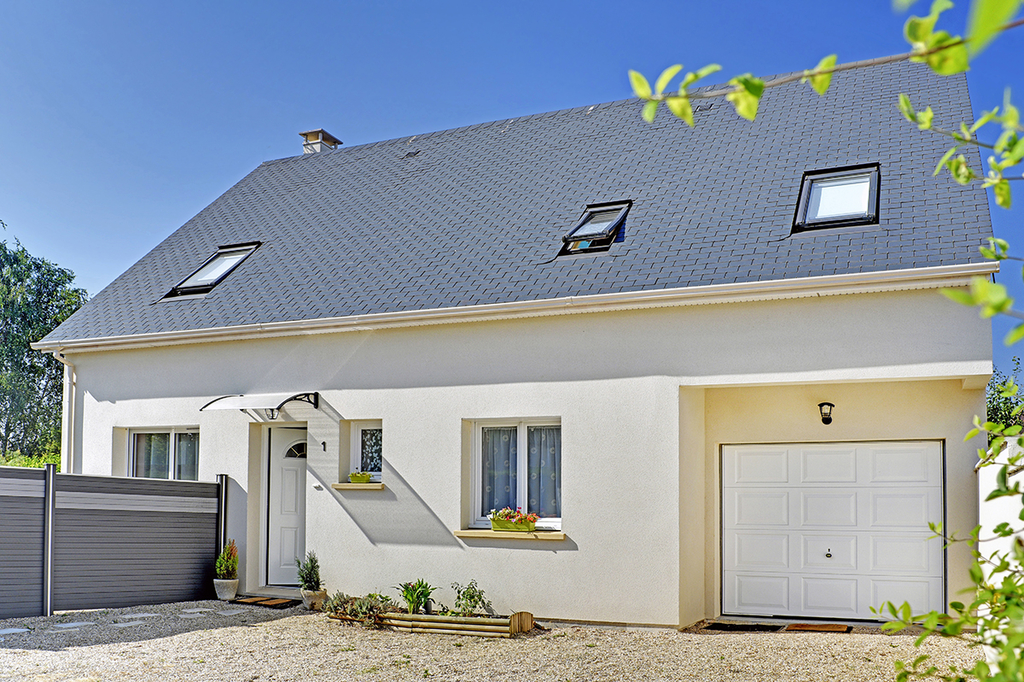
left=481, top=426, right=517, bottom=517
left=479, top=422, right=561, bottom=523
left=527, top=426, right=561, bottom=519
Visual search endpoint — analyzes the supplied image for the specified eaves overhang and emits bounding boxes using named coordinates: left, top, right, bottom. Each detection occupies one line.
left=32, top=262, right=999, bottom=355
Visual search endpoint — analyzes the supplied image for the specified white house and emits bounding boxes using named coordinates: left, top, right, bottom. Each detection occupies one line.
left=34, top=61, right=995, bottom=626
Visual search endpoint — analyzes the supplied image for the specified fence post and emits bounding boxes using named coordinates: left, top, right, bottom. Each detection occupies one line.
left=42, top=463, right=56, bottom=617
left=216, top=474, right=228, bottom=552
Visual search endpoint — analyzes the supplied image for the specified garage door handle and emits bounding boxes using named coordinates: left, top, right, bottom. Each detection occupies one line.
left=825, top=549, right=832, bottom=558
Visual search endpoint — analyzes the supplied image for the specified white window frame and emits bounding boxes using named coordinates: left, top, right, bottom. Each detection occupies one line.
left=470, top=417, right=561, bottom=531
left=350, top=420, right=383, bottom=482
left=129, top=427, right=200, bottom=481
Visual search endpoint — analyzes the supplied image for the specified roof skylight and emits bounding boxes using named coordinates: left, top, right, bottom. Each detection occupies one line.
left=793, top=165, right=879, bottom=232
left=163, top=242, right=259, bottom=299
left=560, top=201, right=631, bottom=256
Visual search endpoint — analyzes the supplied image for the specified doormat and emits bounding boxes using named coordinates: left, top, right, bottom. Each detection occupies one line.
left=231, top=596, right=302, bottom=609
left=703, top=622, right=785, bottom=632
left=785, top=623, right=851, bottom=633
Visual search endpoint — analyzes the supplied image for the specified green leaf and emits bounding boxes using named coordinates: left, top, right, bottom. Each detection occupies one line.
left=804, top=54, right=837, bottom=95
left=642, top=100, right=658, bottom=123
left=994, top=178, right=1012, bottom=208
left=1006, top=136, right=1024, bottom=164
left=655, top=64, right=683, bottom=97
left=941, top=287, right=976, bottom=305
left=917, top=106, right=935, bottom=130
left=905, top=0, right=953, bottom=47
left=967, top=0, right=1021, bottom=56
left=898, top=93, right=917, bottom=122
left=947, top=154, right=978, bottom=184
left=971, top=108, right=1000, bottom=133
left=666, top=96, right=694, bottom=127
left=1006, top=322, right=1024, bottom=345
left=629, top=70, right=652, bottom=100
left=726, top=74, right=765, bottom=121
left=680, top=63, right=722, bottom=89
left=933, top=146, right=961, bottom=175
left=969, top=561, right=984, bottom=583
left=894, top=0, right=922, bottom=10
left=925, top=32, right=970, bottom=75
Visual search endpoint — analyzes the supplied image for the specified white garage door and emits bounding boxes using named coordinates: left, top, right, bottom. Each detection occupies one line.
left=722, top=441, right=943, bottom=620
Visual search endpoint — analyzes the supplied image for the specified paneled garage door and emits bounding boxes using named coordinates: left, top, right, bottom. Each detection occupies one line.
left=722, top=441, right=943, bottom=620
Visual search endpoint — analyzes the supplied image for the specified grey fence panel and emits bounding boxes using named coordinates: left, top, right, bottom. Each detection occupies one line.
left=51, top=474, right=220, bottom=612
left=0, top=467, right=45, bottom=619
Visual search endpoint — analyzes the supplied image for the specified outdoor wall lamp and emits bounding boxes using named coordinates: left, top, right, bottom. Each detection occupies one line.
left=264, top=408, right=279, bottom=420
left=818, top=402, right=835, bottom=425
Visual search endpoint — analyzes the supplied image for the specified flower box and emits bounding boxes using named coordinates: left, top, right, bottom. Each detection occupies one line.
left=489, top=518, right=536, bottom=532
left=488, top=507, right=539, bottom=532
left=348, top=472, right=373, bottom=484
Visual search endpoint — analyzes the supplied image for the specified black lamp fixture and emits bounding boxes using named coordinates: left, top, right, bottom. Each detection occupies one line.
left=818, top=402, right=835, bottom=425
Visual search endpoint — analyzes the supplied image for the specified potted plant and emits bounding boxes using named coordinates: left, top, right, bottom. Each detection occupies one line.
left=488, top=507, right=539, bottom=532
left=213, top=539, right=239, bottom=601
left=296, top=551, right=327, bottom=610
left=348, top=471, right=373, bottom=484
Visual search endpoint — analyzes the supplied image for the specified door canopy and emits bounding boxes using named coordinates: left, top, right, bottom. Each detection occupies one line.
left=199, top=392, right=319, bottom=414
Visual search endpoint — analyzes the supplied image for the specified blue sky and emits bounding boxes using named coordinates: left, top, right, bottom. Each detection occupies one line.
left=1, top=1, right=1021, bottom=368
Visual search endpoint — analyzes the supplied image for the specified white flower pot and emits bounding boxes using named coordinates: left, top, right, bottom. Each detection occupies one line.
left=213, top=578, right=239, bottom=601
left=301, top=589, right=327, bottom=610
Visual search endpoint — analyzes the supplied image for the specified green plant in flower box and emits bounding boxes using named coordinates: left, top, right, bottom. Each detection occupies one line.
left=488, top=507, right=539, bottom=532
left=348, top=471, right=373, bottom=484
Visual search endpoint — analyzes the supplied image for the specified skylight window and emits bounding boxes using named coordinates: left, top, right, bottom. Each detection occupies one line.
left=560, top=201, right=631, bottom=256
left=163, top=242, right=259, bottom=299
left=793, top=165, right=879, bottom=232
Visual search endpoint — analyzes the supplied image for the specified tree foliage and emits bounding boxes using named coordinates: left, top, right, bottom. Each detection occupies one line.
left=987, top=357, right=1024, bottom=434
left=0, top=240, right=87, bottom=461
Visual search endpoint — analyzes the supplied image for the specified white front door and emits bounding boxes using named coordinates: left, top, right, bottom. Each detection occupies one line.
left=267, top=427, right=307, bottom=586
left=721, top=441, right=944, bottom=620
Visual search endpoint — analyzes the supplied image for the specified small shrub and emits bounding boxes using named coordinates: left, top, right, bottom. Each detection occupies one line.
left=395, top=579, right=436, bottom=614
left=451, top=580, right=492, bottom=616
left=324, top=591, right=398, bottom=628
left=214, top=539, right=239, bottom=580
left=296, top=551, right=323, bottom=591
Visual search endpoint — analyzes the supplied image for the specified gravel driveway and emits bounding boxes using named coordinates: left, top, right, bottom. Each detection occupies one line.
left=0, top=601, right=982, bottom=681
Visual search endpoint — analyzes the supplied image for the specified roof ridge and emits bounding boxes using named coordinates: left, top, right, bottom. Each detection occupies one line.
left=263, top=57, right=918, bottom=166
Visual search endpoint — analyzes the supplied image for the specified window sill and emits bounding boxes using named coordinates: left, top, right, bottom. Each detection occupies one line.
left=331, top=483, right=385, bottom=491
left=453, top=529, right=566, bottom=541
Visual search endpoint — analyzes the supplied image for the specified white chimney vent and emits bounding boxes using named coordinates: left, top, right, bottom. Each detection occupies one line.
left=300, top=129, right=342, bottom=154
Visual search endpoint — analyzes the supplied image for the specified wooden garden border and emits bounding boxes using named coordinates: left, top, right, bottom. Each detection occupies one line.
left=329, top=611, right=534, bottom=638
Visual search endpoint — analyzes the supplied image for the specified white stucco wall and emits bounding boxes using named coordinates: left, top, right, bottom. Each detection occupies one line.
left=60, top=288, right=990, bottom=625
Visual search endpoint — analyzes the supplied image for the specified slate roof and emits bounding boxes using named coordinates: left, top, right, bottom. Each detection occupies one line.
left=42, top=60, right=992, bottom=345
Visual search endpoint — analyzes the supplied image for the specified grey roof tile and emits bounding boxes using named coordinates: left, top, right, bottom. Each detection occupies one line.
left=43, top=61, right=991, bottom=345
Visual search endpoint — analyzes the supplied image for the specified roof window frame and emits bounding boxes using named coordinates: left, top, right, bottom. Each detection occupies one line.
left=792, top=164, right=880, bottom=233
left=163, top=241, right=260, bottom=299
left=559, top=200, right=632, bottom=256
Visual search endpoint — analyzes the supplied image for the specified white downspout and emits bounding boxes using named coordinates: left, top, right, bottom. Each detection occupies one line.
left=51, top=350, right=76, bottom=474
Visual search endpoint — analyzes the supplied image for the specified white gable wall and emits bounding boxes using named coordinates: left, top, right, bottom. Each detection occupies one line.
left=61, top=287, right=989, bottom=625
